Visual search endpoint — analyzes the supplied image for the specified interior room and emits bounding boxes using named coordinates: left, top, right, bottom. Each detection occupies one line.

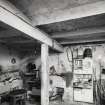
left=0, top=0, right=105, bottom=105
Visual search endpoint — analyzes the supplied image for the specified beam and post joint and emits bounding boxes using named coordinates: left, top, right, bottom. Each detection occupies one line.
left=0, top=0, right=64, bottom=53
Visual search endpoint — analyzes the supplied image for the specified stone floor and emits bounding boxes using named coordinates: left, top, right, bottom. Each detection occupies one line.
left=26, top=101, right=40, bottom=105
left=49, top=101, right=94, bottom=105
left=1, top=101, right=40, bottom=105
left=1, top=100, right=94, bottom=105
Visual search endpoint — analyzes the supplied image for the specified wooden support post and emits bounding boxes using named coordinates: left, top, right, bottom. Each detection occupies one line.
left=41, top=44, right=49, bottom=105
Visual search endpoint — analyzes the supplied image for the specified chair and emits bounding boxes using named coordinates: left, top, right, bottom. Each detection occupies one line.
left=49, top=87, right=64, bottom=101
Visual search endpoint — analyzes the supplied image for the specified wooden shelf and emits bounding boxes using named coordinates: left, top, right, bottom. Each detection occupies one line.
left=26, top=80, right=40, bottom=83
left=24, top=70, right=39, bottom=76
left=73, top=56, right=83, bottom=59
left=74, top=72, right=93, bottom=75
left=24, top=72, right=36, bottom=76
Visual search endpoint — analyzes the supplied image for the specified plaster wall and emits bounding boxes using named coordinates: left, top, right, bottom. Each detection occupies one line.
left=0, top=44, right=21, bottom=71
left=0, top=44, right=23, bottom=93
left=9, top=0, right=100, bottom=25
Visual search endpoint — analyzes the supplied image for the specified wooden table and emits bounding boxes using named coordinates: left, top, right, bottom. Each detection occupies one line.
left=9, top=89, right=27, bottom=105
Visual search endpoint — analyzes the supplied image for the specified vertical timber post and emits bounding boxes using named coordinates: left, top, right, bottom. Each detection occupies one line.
left=41, top=44, right=49, bottom=105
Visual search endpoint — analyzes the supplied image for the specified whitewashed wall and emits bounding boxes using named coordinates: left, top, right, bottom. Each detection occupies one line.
left=0, top=44, right=20, bottom=71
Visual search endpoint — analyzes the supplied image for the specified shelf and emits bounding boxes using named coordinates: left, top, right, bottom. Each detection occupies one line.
left=27, top=80, right=35, bottom=83
left=73, top=87, right=91, bottom=89
left=24, top=70, right=39, bottom=76
left=73, top=56, right=83, bottom=59
left=24, top=72, right=36, bottom=76
left=74, top=70, right=93, bottom=74
left=26, top=80, right=40, bottom=83
left=73, top=58, right=83, bottom=60
left=74, top=73, right=92, bottom=75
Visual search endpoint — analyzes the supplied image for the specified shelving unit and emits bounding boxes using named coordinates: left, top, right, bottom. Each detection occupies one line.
left=73, top=57, right=93, bottom=103
left=24, top=70, right=40, bottom=89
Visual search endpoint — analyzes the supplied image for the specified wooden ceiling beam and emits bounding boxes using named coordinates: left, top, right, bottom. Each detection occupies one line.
left=11, top=40, right=35, bottom=44
left=0, top=30, right=21, bottom=38
left=60, top=38, right=105, bottom=45
left=51, top=26, right=105, bottom=38
left=0, top=0, right=64, bottom=52
left=7, top=44, right=39, bottom=50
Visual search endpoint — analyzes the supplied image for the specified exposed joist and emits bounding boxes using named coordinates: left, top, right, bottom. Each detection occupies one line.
left=11, top=40, right=35, bottom=44
left=8, top=46, right=37, bottom=49
left=11, top=48, right=36, bottom=51
left=7, top=45, right=39, bottom=51
left=0, top=40, right=6, bottom=43
left=51, top=26, right=105, bottom=38
left=0, top=0, right=63, bottom=52
left=0, top=29, right=34, bottom=41
left=0, top=30, right=21, bottom=38
left=33, top=1, right=105, bottom=25
left=60, top=38, right=105, bottom=45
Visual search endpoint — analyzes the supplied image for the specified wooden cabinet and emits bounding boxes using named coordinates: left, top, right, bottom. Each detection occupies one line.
left=73, top=57, right=93, bottom=103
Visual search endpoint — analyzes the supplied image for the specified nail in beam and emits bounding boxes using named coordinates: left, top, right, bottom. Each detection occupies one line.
left=41, top=44, right=49, bottom=105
